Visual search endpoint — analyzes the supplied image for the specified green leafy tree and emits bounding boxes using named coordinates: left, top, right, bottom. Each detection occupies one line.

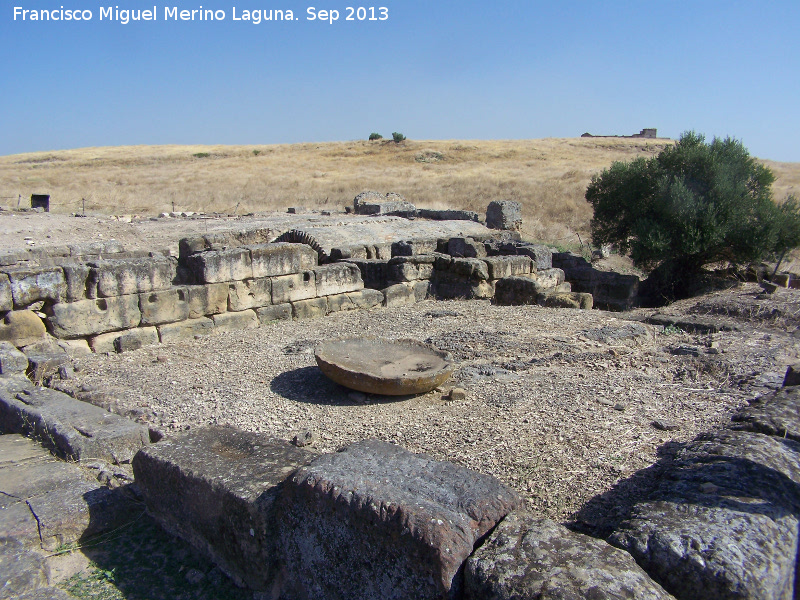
left=586, top=132, right=800, bottom=299
left=368, top=132, right=383, bottom=140
left=392, top=132, right=406, bottom=143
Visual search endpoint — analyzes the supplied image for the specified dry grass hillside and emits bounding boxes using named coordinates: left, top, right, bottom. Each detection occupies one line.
left=1, top=138, right=798, bottom=246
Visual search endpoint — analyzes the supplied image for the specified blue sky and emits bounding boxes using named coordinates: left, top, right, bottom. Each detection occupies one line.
left=2, top=1, right=799, bottom=161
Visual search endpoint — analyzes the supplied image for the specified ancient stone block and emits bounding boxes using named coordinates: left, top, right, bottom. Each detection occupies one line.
left=0, top=310, right=47, bottom=347
left=228, top=278, right=272, bottom=311
left=730, top=386, right=800, bottom=442
left=277, top=439, right=521, bottom=600
left=60, top=262, right=93, bottom=301
left=271, top=272, right=316, bottom=304
left=158, top=317, right=215, bottom=343
left=534, top=267, right=565, bottom=290
left=91, top=256, right=177, bottom=297
left=417, top=208, right=480, bottom=222
left=187, top=248, right=252, bottom=284
left=0, top=382, right=150, bottom=464
left=313, top=263, right=363, bottom=296
left=25, top=351, right=69, bottom=381
left=47, top=295, right=141, bottom=339
left=493, top=276, right=539, bottom=305
left=347, top=259, right=389, bottom=289
left=411, top=280, right=433, bottom=302
left=3, top=267, right=66, bottom=307
left=446, top=257, right=490, bottom=281
left=0, top=274, right=12, bottom=312
left=247, top=304, right=287, bottom=325
left=212, top=310, right=259, bottom=332
left=132, top=427, right=315, bottom=591
left=0, top=341, right=28, bottom=374
left=447, top=237, right=487, bottom=258
left=114, top=327, right=159, bottom=352
left=537, top=291, right=593, bottom=310
left=387, top=256, right=435, bottom=282
left=516, top=243, right=552, bottom=270
left=56, top=339, right=92, bottom=357
left=609, top=430, right=800, bottom=600
left=249, top=243, right=317, bottom=278
left=0, top=537, right=50, bottom=596
left=186, top=282, right=228, bottom=318
left=482, top=256, right=533, bottom=280
left=486, top=200, right=522, bottom=231
left=139, top=287, right=190, bottom=326
left=291, top=297, right=327, bottom=319
left=391, top=239, right=439, bottom=257
left=327, top=289, right=384, bottom=313
left=383, top=283, right=416, bottom=307
left=466, top=511, right=673, bottom=600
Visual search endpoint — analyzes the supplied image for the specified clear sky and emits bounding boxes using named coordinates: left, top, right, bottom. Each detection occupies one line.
left=2, top=1, right=799, bottom=161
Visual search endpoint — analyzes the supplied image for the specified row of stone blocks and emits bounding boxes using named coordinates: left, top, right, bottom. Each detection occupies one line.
left=552, top=252, right=640, bottom=311
left=131, top=381, right=800, bottom=599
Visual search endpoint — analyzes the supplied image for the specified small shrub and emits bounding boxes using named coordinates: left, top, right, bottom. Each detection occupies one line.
left=392, top=132, right=406, bottom=143
left=368, top=133, right=383, bottom=141
left=252, top=149, right=261, bottom=156
left=192, top=152, right=210, bottom=159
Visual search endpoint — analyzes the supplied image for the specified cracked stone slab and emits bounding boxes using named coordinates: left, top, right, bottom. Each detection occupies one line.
left=0, top=382, right=149, bottom=464
left=0, top=536, right=50, bottom=598
left=132, top=426, right=316, bottom=591
left=730, top=386, right=800, bottom=442
left=277, top=439, right=522, bottom=600
left=465, top=511, right=675, bottom=600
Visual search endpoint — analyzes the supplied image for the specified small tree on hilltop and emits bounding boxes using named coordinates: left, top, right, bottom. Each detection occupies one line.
left=392, top=132, right=406, bottom=143
left=585, top=131, right=800, bottom=300
left=368, top=132, right=383, bottom=140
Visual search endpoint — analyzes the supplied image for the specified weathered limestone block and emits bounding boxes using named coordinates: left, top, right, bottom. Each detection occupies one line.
left=444, top=257, right=490, bottom=281
left=730, top=386, right=800, bottom=442
left=0, top=381, right=149, bottom=464
left=466, top=511, right=674, bottom=600
left=486, top=200, right=522, bottom=231
left=60, top=262, right=93, bottom=301
left=47, top=295, right=141, bottom=339
left=391, top=239, right=439, bottom=257
left=482, top=256, right=534, bottom=280
left=327, top=289, right=384, bottom=313
left=212, top=310, right=259, bottom=332
left=0, top=273, right=12, bottom=311
left=313, top=263, right=363, bottom=297
left=132, top=427, right=315, bottom=590
left=91, top=256, right=177, bottom=297
left=89, top=327, right=159, bottom=353
left=537, top=291, right=593, bottom=310
left=292, top=297, right=327, bottom=319
left=383, top=283, right=417, bottom=308
left=56, top=339, right=92, bottom=357
left=139, top=287, right=190, bottom=325
left=228, top=278, right=272, bottom=311
left=256, top=304, right=292, bottom=324
left=610, top=430, right=800, bottom=600
left=249, top=243, right=317, bottom=278
left=435, top=276, right=493, bottom=300
left=493, top=276, right=540, bottom=305
left=187, top=248, right=252, bottom=284
left=271, top=272, right=317, bottom=304
left=347, top=259, right=390, bottom=289
left=186, top=282, right=228, bottom=318
left=387, top=256, right=435, bottom=282
left=0, top=341, right=28, bottom=374
left=0, top=537, right=51, bottom=597
left=417, top=208, right=480, bottom=222
left=535, top=267, right=565, bottom=290
left=277, top=439, right=522, bottom=600
left=158, top=317, right=215, bottom=343
left=448, top=237, right=487, bottom=258
left=0, top=310, right=47, bottom=347
left=3, top=267, right=66, bottom=307
left=25, top=351, right=69, bottom=381
left=516, top=243, right=553, bottom=270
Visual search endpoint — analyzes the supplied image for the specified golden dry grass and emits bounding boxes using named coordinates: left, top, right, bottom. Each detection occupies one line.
left=1, top=138, right=798, bottom=245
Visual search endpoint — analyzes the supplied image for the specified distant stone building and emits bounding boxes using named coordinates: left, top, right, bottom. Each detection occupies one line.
left=581, top=128, right=659, bottom=139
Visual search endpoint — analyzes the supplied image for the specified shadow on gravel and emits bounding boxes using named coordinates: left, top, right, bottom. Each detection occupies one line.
left=63, top=486, right=252, bottom=600
left=270, top=366, right=421, bottom=405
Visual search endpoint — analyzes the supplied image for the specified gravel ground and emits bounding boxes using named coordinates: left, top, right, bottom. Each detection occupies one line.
left=55, top=287, right=800, bottom=535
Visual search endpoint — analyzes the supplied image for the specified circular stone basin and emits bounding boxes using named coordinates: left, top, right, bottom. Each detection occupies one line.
left=315, top=338, right=454, bottom=396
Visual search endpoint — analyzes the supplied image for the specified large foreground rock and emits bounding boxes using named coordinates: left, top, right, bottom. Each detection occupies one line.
left=0, top=375, right=149, bottom=464
left=465, top=511, right=674, bottom=600
left=132, top=427, right=316, bottom=591
left=609, top=430, right=800, bottom=600
left=730, top=386, right=800, bottom=442
left=277, top=439, right=521, bottom=600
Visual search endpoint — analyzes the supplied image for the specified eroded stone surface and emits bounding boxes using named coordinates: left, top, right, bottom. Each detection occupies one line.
left=465, top=511, right=674, bottom=600
left=277, top=439, right=521, bottom=600
left=0, top=341, right=28, bottom=374
left=91, top=256, right=176, bottom=297
left=3, top=267, right=66, bottom=308
left=731, top=386, right=800, bottom=442
left=139, top=287, right=190, bottom=325
left=249, top=243, right=317, bottom=278
left=132, top=426, right=315, bottom=591
left=47, top=295, right=141, bottom=339
left=0, top=310, right=47, bottom=347
left=0, top=536, right=50, bottom=597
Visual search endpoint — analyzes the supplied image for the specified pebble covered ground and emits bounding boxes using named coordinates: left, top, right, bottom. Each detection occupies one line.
left=56, top=287, right=800, bottom=534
